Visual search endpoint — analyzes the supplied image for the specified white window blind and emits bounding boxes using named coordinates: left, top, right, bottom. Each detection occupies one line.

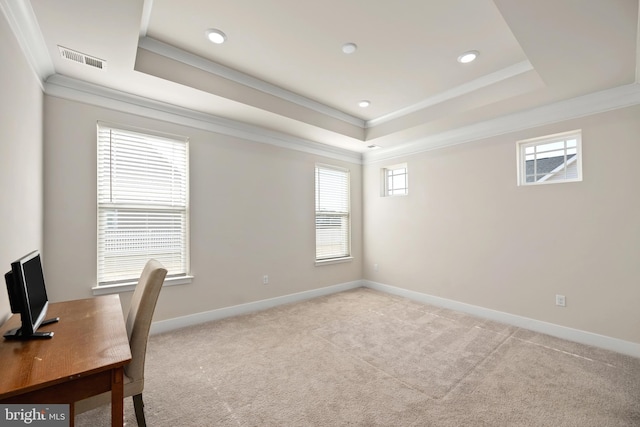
left=97, top=124, right=189, bottom=285
left=315, top=165, right=350, bottom=261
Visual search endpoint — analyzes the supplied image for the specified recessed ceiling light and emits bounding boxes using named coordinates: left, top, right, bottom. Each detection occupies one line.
left=457, top=50, right=478, bottom=63
left=358, top=100, right=370, bottom=108
left=342, top=43, right=358, bottom=54
left=206, top=29, right=227, bottom=44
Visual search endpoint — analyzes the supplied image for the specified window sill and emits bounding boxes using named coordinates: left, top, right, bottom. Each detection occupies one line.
left=518, top=177, right=582, bottom=186
left=315, top=257, right=353, bottom=267
left=92, top=275, right=193, bottom=296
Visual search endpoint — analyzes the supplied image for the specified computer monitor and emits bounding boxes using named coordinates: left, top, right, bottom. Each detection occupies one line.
left=3, top=250, right=58, bottom=340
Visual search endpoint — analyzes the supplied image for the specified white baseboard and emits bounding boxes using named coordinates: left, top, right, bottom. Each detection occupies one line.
left=150, top=280, right=363, bottom=335
left=363, top=280, right=640, bottom=358
left=149, top=278, right=639, bottom=358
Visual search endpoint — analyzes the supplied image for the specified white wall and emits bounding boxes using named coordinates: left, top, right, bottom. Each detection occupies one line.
left=4, top=1, right=638, bottom=351
left=0, top=11, right=44, bottom=323
left=42, top=96, right=362, bottom=321
left=363, top=105, right=640, bottom=344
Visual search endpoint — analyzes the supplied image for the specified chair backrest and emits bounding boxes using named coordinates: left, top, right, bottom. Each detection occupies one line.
left=124, top=259, right=167, bottom=381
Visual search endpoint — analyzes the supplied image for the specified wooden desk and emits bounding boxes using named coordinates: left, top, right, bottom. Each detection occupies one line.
left=0, top=295, right=132, bottom=427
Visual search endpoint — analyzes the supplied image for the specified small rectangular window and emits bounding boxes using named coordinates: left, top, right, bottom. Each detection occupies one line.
left=315, top=165, right=350, bottom=262
left=382, top=164, right=408, bottom=196
left=517, top=130, right=582, bottom=186
left=97, top=123, right=189, bottom=285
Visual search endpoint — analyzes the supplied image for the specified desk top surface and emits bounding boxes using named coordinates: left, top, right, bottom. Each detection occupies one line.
left=0, top=295, right=132, bottom=398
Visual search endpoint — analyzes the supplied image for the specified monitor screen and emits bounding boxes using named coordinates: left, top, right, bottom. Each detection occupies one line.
left=3, top=250, right=53, bottom=339
left=21, top=253, right=48, bottom=329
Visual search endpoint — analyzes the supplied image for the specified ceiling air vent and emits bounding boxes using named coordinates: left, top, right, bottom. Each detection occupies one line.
left=58, top=46, right=106, bottom=70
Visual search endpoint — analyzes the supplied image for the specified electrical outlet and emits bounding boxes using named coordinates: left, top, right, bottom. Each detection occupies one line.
left=555, top=294, right=566, bottom=307
left=374, top=263, right=379, bottom=272
left=263, top=275, right=269, bottom=285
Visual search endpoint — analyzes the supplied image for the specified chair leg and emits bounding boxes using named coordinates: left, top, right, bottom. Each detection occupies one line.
left=133, top=394, right=146, bottom=427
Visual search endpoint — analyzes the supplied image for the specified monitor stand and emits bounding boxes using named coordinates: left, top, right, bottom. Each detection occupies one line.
left=3, top=317, right=59, bottom=340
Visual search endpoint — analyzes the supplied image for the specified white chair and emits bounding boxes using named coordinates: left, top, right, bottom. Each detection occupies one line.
left=75, top=259, right=167, bottom=426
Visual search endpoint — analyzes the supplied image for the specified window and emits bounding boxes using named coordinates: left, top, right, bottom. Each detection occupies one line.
left=517, top=130, right=582, bottom=186
left=97, top=123, right=189, bottom=285
left=382, top=164, right=408, bottom=196
left=315, top=165, right=350, bottom=262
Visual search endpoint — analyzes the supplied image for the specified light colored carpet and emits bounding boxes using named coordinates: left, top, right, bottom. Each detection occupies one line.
left=76, top=287, right=640, bottom=426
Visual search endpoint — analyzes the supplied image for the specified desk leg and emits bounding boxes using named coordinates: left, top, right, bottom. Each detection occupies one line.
left=111, top=367, right=125, bottom=427
left=69, top=403, right=75, bottom=427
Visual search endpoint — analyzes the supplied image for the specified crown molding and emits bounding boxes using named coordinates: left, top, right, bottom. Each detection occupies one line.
left=139, top=37, right=366, bottom=129
left=139, top=0, right=154, bottom=37
left=366, top=60, right=534, bottom=128
left=6, top=1, right=639, bottom=167
left=0, top=0, right=53, bottom=88
left=45, top=75, right=363, bottom=164
left=42, top=74, right=640, bottom=167
left=140, top=37, right=541, bottom=134
left=363, top=82, right=640, bottom=164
